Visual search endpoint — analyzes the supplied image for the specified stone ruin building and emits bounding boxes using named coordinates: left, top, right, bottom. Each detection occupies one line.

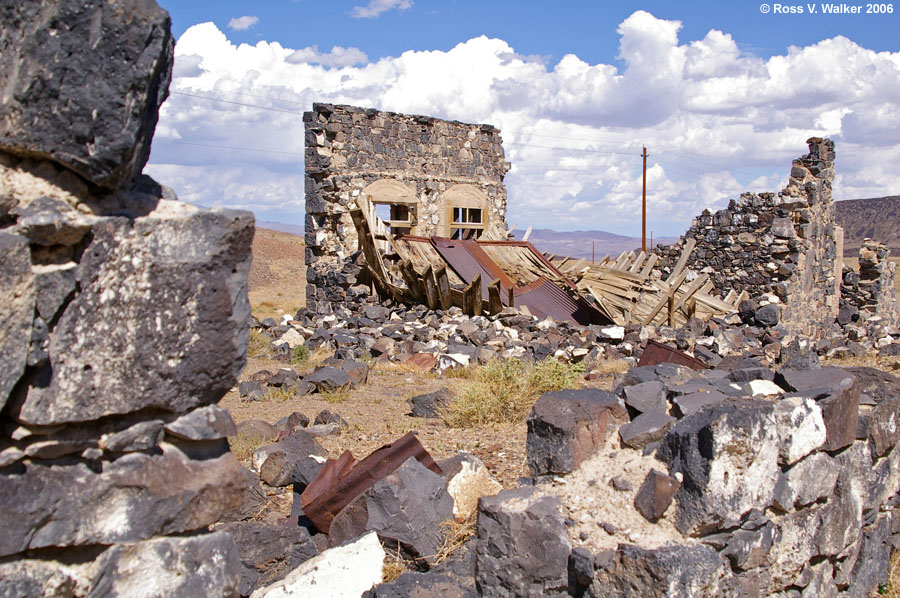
left=661, top=137, right=898, bottom=340
left=304, top=103, right=510, bottom=314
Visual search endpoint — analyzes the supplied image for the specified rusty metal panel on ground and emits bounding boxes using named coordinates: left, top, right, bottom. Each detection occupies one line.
left=637, top=339, right=709, bottom=370
left=299, top=431, right=442, bottom=534
left=513, top=277, right=597, bottom=326
left=431, top=237, right=509, bottom=303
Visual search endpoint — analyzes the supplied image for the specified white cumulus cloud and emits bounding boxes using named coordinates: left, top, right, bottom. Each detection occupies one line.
left=227, top=15, right=259, bottom=31
left=146, top=14, right=900, bottom=235
left=286, top=45, right=369, bottom=67
left=350, top=0, right=413, bottom=19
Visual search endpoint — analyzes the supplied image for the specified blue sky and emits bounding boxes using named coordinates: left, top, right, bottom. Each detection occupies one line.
left=148, top=1, right=900, bottom=235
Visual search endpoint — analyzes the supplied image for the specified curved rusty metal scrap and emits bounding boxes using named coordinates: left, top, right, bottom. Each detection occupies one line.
left=299, top=431, right=442, bottom=534
left=637, top=339, right=709, bottom=371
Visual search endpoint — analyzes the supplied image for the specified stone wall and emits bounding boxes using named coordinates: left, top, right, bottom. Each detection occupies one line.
left=841, top=239, right=899, bottom=328
left=661, top=138, right=841, bottom=340
left=509, top=363, right=900, bottom=597
left=304, top=103, right=510, bottom=314
left=0, top=3, right=256, bottom=596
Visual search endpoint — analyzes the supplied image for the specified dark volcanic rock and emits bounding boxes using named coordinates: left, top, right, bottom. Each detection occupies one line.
left=634, top=469, right=681, bottom=522
left=590, top=543, right=726, bottom=598
left=476, top=487, right=570, bottom=597
left=365, top=457, right=455, bottom=564
left=255, top=431, right=325, bottom=488
left=0, top=0, right=174, bottom=190
left=619, top=411, right=676, bottom=450
left=90, top=532, right=241, bottom=598
left=0, top=233, right=34, bottom=412
left=657, top=400, right=780, bottom=536
left=526, top=388, right=627, bottom=477
left=409, top=388, right=455, bottom=418
left=306, top=366, right=352, bottom=393
left=218, top=520, right=318, bottom=596
left=0, top=446, right=255, bottom=557
left=364, top=571, right=476, bottom=598
left=15, top=206, right=254, bottom=425
left=164, top=405, right=236, bottom=441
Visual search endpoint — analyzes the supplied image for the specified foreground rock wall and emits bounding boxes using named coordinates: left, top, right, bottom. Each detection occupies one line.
left=304, top=103, right=510, bottom=314
left=662, top=139, right=842, bottom=340
left=0, top=2, right=256, bottom=596
left=509, top=363, right=900, bottom=597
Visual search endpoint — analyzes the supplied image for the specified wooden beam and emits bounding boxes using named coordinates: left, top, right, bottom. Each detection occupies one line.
left=422, top=265, right=438, bottom=309
left=666, top=238, right=696, bottom=283
left=463, top=272, right=482, bottom=316
left=398, top=259, right=422, bottom=300
left=434, top=265, right=452, bottom=311
left=507, top=286, right=515, bottom=308
left=642, top=270, right=688, bottom=325
left=472, top=273, right=483, bottom=316
left=487, top=278, right=503, bottom=314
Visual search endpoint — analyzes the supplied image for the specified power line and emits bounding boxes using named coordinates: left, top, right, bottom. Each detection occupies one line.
left=155, top=138, right=304, bottom=156
left=169, top=91, right=304, bottom=115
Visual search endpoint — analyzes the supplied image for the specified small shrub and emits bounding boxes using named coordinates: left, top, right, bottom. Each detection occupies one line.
left=228, top=430, right=268, bottom=461
left=439, top=357, right=583, bottom=428
left=527, top=358, right=584, bottom=395
left=358, top=350, right=375, bottom=367
left=320, top=388, right=351, bottom=403
left=247, top=328, right=276, bottom=359
left=291, top=344, right=311, bottom=367
left=263, top=386, right=296, bottom=402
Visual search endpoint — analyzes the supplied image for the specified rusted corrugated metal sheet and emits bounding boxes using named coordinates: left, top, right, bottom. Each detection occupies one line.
left=637, top=339, right=709, bottom=370
left=299, top=431, right=442, bottom=534
left=514, top=277, right=596, bottom=325
left=431, top=237, right=511, bottom=302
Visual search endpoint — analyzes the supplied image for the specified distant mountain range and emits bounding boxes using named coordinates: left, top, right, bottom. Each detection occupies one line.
left=511, top=228, right=679, bottom=261
left=256, top=195, right=900, bottom=261
left=834, top=196, right=900, bottom=256
left=256, top=220, right=305, bottom=237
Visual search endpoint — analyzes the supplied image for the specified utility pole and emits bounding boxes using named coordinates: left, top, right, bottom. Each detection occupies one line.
left=642, top=146, right=647, bottom=253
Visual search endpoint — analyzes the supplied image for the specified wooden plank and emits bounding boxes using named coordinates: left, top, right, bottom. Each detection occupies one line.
left=472, top=272, right=483, bottom=316
left=488, top=278, right=503, bottom=314
left=639, top=253, right=658, bottom=278
left=422, top=265, right=438, bottom=309
left=723, top=290, right=737, bottom=305
left=666, top=238, right=696, bottom=283
left=434, top=265, right=452, bottom=311
left=670, top=273, right=709, bottom=316
left=732, top=290, right=749, bottom=310
left=522, top=225, right=533, bottom=242
left=508, top=286, right=515, bottom=308
left=629, top=252, right=647, bottom=274
left=398, top=259, right=423, bottom=300
left=642, top=270, right=688, bottom=325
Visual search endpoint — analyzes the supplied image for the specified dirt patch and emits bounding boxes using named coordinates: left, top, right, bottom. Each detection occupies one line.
left=540, top=443, right=690, bottom=553
left=248, top=228, right=306, bottom=319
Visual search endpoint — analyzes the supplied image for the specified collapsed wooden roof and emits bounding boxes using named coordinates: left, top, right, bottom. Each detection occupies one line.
left=349, top=196, right=744, bottom=326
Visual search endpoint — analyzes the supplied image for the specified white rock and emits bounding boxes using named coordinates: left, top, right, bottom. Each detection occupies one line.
left=599, top=326, right=625, bottom=341
left=251, top=531, right=384, bottom=598
left=748, top=379, right=784, bottom=398
left=278, top=328, right=306, bottom=349
left=774, top=397, right=826, bottom=465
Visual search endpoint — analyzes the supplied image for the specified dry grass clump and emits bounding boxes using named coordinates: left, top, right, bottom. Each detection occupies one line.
left=320, top=388, right=351, bottom=404
left=590, top=357, right=633, bottom=376
left=262, top=386, right=296, bottom=402
left=879, top=550, right=900, bottom=596
left=247, top=328, right=276, bottom=359
left=439, top=357, right=583, bottom=428
left=227, top=430, right=269, bottom=461
left=434, top=512, right=477, bottom=566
